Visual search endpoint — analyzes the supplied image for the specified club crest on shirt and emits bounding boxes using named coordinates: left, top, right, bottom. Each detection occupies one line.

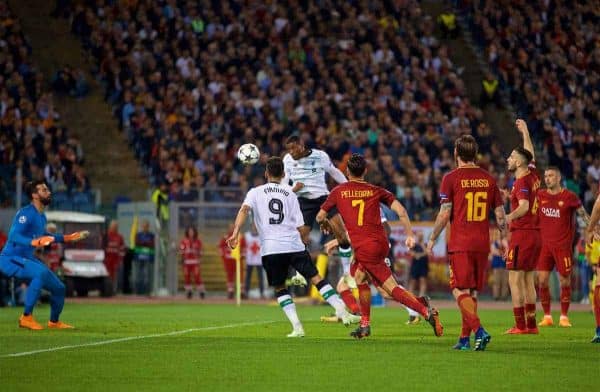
left=558, top=201, right=564, bottom=207
left=18, top=215, right=26, bottom=224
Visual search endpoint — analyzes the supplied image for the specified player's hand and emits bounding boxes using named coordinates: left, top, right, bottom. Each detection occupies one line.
left=226, top=234, right=238, bottom=250
left=324, top=239, right=339, bottom=255
left=292, top=182, right=304, bottom=192
left=426, top=239, right=435, bottom=255
left=64, top=231, right=90, bottom=242
left=404, top=234, right=416, bottom=249
left=318, top=218, right=332, bottom=235
left=31, top=236, right=55, bottom=247
left=515, top=119, right=529, bottom=134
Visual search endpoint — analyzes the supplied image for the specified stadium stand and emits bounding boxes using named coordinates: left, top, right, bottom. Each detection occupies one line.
left=464, top=0, right=600, bottom=201
left=0, top=0, right=94, bottom=211
left=70, top=0, right=507, bottom=220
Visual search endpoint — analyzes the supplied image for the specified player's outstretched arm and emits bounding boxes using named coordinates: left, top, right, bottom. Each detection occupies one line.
left=227, top=205, right=250, bottom=249
left=516, top=119, right=535, bottom=161
left=325, top=164, right=348, bottom=185
left=427, top=202, right=452, bottom=254
left=390, top=200, right=415, bottom=248
left=64, top=231, right=89, bottom=242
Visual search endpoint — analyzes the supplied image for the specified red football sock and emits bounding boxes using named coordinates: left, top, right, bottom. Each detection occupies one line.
left=460, top=314, right=470, bottom=338
left=513, top=306, right=526, bottom=330
left=340, top=289, right=360, bottom=314
left=594, top=286, right=600, bottom=328
left=391, top=286, right=428, bottom=317
left=539, top=286, right=551, bottom=316
left=525, top=303, right=537, bottom=329
left=457, top=293, right=481, bottom=333
left=560, top=286, right=571, bottom=317
left=357, top=283, right=371, bottom=327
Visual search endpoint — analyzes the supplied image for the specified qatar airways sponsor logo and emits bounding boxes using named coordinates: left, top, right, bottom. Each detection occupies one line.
left=541, top=206, right=560, bottom=218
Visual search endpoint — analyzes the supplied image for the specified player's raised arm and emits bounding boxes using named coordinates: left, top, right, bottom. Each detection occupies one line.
left=515, top=119, right=535, bottom=161
left=426, top=202, right=452, bottom=254
left=227, top=204, right=250, bottom=249
left=324, top=154, right=347, bottom=184
left=389, top=199, right=415, bottom=249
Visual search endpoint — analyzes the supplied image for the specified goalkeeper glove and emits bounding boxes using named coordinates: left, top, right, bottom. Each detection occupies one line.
left=31, top=236, right=55, bottom=247
left=64, top=230, right=90, bottom=242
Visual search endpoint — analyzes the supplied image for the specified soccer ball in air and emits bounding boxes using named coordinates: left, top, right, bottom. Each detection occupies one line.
left=237, top=143, right=260, bottom=165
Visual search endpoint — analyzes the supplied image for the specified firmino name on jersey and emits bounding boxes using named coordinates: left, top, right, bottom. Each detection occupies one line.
left=341, top=190, right=374, bottom=198
left=264, top=186, right=290, bottom=196
left=541, top=207, right=560, bottom=218
left=460, top=179, right=489, bottom=188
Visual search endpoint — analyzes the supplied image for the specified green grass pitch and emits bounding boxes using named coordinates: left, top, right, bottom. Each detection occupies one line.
left=0, top=303, right=597, bottom=391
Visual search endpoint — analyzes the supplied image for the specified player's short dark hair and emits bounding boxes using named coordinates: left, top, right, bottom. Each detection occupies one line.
left=266, top=156, right=284, bottom=178
left=514, top=146, right=533, bottom=164
left=545, top=166, right=561, bottom=174
left=284, top=135, right=301, bottom=145
left=347, top=153, right=367, bottom=177
left=25, top=180, right=47, bottom=197
left=454, top=135, right=478, bottom=162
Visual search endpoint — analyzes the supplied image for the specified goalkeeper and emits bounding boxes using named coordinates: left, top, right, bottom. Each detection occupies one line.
left=0, top=180, right=89, bottom=330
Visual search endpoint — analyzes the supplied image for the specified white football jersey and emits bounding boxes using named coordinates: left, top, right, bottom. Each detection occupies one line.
left=242, top=182, right=306, bottom=256
left=282, top=149, right=347, bottom=199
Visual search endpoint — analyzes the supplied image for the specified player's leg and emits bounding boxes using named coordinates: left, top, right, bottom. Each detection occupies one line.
left=507, top=270, right=526, bottom=333
left=592, top=265, right=600, bottom=343
left=506, top=234, right=528, bottom=333
left=297, top=250, right=360, bottom=326
left=537, top=270, right=552, bottom=325
left=555, top=247, right=574, bottom=327
left=350, top=267, right=371, bottom=338
left=336, top=276, right=359, bottom=315
left=45, top=269, right=73, bottom=328
left=263, top=254, right=304, bottom=337
left=0, top=257, right=42, bottom=329
left=523, top=271, right=538, bottom=333
left=537, top=245, right=553, bottom=325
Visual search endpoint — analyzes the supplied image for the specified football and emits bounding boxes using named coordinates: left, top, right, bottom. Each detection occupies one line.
left=237, top=143, right=260, bottom=165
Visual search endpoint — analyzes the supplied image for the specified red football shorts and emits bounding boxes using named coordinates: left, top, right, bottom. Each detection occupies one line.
left=448, top=251, right=489, bottom=291
left=351, top=239, right=391, bottom=286
left=537, top=244, right=573, bottom=276
left=506, top=229, right=541, bottom=271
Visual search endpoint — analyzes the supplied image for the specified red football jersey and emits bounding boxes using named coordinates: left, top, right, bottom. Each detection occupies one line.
left=439, top=166, right=503, bottom=253
left=510, top=168, right=541, bottom=231
left=321, top=181, right=395, bottom=249
left=105, top=231, right=125, bottom=261
left=180, top=237, right=202, bottom=263
left=538, top=188, right=581, bottom=248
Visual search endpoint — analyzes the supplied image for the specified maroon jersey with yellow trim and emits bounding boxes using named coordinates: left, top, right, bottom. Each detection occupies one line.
left=510, top=168, right=541, bottom=231
left=538, top=188, right=581, bottom=248
left=439, top=166, right=503, bottom=253
left=321, top=181, right=395, bottom=249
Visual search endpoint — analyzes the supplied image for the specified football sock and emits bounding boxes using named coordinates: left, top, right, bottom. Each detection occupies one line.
left=406, top=307, right=419, bottom=317
left=391, top=286, right=428, bottom=317
left=513, top=306, right=526, bottom=330
left=594, top=286, right=600, bottom=328
left=276, top=289, right=301, bottom=329
left=357, top=283, right=371, bottom=327
left=316, top=280, right=346, bottom=314
left=457, top=293, right=481, bottom=333
left=338, top=246, right=352, bottom=275
left=560, top=286, right=571, bottom=316
left=539, top=286, right=551, bottom=316
left=340, top=289, right=360, bottom=314
left=525, top=303, right=537, bottom=329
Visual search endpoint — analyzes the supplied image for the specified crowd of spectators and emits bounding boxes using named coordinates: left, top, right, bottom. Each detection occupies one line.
left=0, top=0, right=91, bottom=208
left=71, top=0, right=507, bottom=219
left=465, top=0, right=600, bottom=209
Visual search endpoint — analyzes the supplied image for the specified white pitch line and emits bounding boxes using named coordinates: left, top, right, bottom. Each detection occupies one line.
left=1, top=320, right=276, bottom=358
